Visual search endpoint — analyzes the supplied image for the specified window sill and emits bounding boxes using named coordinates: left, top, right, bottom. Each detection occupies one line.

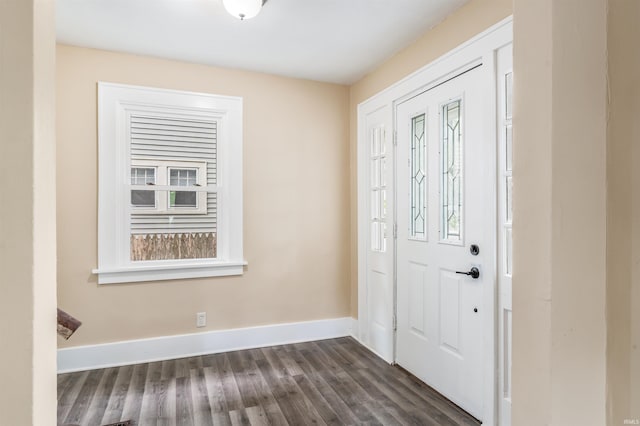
left=92, top=260, right=247, bottom=284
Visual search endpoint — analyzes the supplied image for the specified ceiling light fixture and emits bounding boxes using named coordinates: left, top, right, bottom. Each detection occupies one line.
left=222, top=0, right=267, bottom=20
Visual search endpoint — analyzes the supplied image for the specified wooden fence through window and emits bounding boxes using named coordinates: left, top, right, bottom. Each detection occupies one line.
left=130, top=233, right=216, bottom=261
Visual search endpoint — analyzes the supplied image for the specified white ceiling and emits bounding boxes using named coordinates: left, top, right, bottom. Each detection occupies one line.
left=56, top=0, right=469, bottom=85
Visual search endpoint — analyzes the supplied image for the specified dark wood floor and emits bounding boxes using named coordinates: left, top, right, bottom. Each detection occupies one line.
left=58, top=337, right=480, bottom=426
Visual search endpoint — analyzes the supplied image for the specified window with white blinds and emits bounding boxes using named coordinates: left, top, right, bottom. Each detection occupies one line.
left=95, top=82, right=245, bottom=284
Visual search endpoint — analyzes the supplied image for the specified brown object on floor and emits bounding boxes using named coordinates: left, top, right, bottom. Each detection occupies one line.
left=57, top=308, right=82, bottom=340
left=57, top=337, right=480, bottom=425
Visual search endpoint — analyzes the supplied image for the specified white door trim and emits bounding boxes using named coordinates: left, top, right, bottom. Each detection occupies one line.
left=357, top=16, right=512, bottom=426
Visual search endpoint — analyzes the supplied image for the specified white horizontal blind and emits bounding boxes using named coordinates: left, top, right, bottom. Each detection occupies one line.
left=130, top=115, right=217, bottom=234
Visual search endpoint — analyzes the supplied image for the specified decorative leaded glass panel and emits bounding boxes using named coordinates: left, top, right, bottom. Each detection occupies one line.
left=410, top=113, right=427, bottom=239
left=441, top=100, right=463, bottom=242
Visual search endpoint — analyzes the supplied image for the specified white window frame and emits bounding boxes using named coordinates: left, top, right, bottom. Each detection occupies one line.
left=94, top=82, right=245, bottom=284
left=131, top=159, right=207, bottom=215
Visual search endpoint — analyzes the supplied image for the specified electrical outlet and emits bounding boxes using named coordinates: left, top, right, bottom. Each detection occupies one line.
left=196, top=312, right=206, bottom=328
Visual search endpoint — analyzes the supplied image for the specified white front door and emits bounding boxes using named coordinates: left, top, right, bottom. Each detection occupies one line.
left=395, top=67, right=490, bottom=420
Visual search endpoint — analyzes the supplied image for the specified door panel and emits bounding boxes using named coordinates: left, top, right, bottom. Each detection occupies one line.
left=408, top=262, right=427, bottom=336
left=440, top=270, right=461, bottom=353
left=396, top=67, right=487, bottom=420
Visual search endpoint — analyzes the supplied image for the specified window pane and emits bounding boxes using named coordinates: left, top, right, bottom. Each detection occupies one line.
left=371, top=128, right=380, bottom=156
left=505, top=227, right=513, bottom=276
left=371, top=189, right=380, bottom=220
left=170, top=168, right=197, bottom=186
left=170, top=190, right=197, bottom=208
left=129, top=115, right=217, bottom=262
left=381, top=189, right=387, bottom=219
left=371, top=158, right=380, bottom=188
left=131, top=190, right=155, bottom=207
left=505, top=72, right=513, bottom=120
left=506, top=176, right=513, bottom=223
left=371, top=221, right=379, bottom=251
left=169, top=168, right=198, bottom=208
left=441, top=100, right=463, bottom=242
left=410, top=113, right=427, bottom=239
left=131, top=167, right=155, bottom=185
left=381, top=157, right=387, bottom=188
left=131, top=230, right=217, bottom=262
left=506, top=124, right=513, bottom=172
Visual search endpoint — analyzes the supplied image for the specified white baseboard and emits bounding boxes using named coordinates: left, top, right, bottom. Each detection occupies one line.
left=58, top=317, right=354, bottom=373
left=349, top=317, right=360, bottom=340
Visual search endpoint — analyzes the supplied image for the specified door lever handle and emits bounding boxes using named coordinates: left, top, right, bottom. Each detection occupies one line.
left=455, top=267, right=480, bottom=279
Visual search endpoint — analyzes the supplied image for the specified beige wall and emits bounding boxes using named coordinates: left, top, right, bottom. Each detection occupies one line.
left=0, top=0, right=57, bottom=424
left=548, top=2, right=608, bottom=423
left=512, top=0, right=640, bottom=424
left=607, top=0, right=640, bottom=423
left=511, top=1, right=553, bottom=423
left=56, top=45, right=350, bottom=347
left=348, top=0, right=513, bottom=316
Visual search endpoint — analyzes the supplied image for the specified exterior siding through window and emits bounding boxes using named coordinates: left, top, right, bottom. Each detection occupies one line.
left=129, top=114, right=218, bottom=235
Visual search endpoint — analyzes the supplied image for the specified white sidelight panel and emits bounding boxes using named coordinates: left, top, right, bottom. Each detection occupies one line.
left=497, top=43, right=514, bottom=426
left=358, top=105, right=395, bottom=362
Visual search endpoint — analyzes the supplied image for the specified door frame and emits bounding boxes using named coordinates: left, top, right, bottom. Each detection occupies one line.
left=356, top=17, right=512, bottom=426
